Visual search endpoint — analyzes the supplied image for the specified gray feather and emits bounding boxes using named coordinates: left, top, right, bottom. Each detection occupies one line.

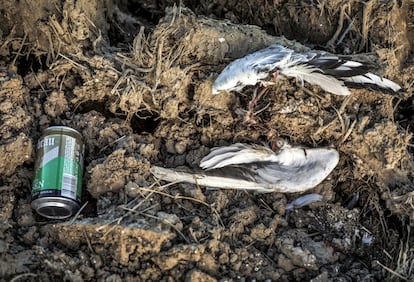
left=280, top=64, right=350, bottom=95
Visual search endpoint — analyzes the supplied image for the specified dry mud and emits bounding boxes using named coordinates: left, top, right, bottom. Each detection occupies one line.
left=1, top=0, right=414, bottom=281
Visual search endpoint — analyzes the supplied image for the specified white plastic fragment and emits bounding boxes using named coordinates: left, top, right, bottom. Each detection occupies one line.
left=361, top=232, right=373, bottom=246
left=286, top=194, right=323, bottom=210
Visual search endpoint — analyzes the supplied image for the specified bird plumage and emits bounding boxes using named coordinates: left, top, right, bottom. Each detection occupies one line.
left=212, top=44, right=401, bottom=95
left=150, top=142, right=339, bottom=193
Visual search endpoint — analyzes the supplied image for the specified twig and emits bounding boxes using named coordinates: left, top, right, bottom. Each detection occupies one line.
left=339, top=94, right=353, bottom=114
left=10, top=273, right=37, bottom=282
left=326, top=4, right=348, bottom=49
left=376, top=260, right=408, bottom=281
left=337, top=18, right=355, bottom=45
left=31, top=69, right=47, bottom=95
left=332, top=106, right=346, bottom=137
left=258, top=198, right=274, bottom=213
left=58, top=53, right=87, bottom=70
left=340, top=119, right=356, bottom=144
left=98, top=135, right=127, bottom=154
left=69, top=201, right=88, bottom=225
left=11, top=33, right=27, bottom=67
left=359, top=0, right=375, bottom=52
left=83, top=229, right=95, bottom=254
left=383, top=249, right=393, bottom=260
left=115, top=54, right=154, bottom=73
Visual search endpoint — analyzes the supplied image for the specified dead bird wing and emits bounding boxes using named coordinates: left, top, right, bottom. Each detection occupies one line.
left=200, top=143, right=278, bottom=170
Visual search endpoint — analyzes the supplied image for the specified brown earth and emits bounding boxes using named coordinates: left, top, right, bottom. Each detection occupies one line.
left=1, top=0, right=414, bottom=281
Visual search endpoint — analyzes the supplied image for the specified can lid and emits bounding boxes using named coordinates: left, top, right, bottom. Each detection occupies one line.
left=44, top=126, right=82, bottom=137
left=32, top=197, right=80, bottom=219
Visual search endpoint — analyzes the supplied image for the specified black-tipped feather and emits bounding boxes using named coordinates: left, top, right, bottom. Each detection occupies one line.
left=306, top=58, right=372, bottom=77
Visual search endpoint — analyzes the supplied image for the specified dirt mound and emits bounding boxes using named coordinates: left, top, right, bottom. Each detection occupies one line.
left=1, top=0, right=414, bottom=281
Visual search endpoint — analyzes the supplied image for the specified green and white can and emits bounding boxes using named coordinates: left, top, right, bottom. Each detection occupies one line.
left=31, top=126, right=84, bottom=219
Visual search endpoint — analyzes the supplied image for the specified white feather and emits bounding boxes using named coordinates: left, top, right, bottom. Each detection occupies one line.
left=280, top=64, right=351, bottom=95
left=342, top=61, right=363, bottom=67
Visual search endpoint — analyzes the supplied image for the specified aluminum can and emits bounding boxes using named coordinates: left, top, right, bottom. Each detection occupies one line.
left=31, top=126, right=84, bottom=219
